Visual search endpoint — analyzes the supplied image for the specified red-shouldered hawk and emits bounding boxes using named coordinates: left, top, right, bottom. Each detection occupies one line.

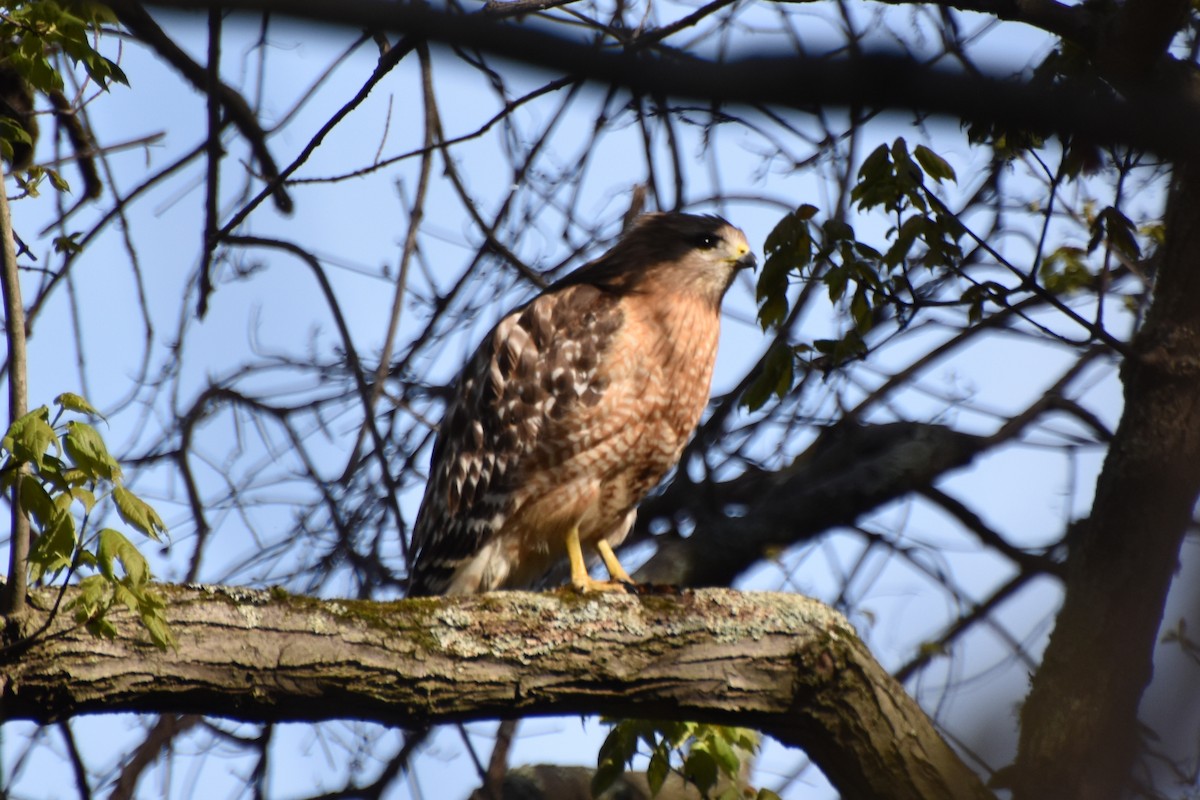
left=407, top=212, right=755, bottom=596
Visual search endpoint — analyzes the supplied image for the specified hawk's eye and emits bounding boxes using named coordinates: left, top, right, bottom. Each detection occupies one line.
left=695, top=233, right=722, bottom=250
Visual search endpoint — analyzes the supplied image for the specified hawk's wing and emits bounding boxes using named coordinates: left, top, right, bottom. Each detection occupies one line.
left=407, top=283, right=624, bottom=596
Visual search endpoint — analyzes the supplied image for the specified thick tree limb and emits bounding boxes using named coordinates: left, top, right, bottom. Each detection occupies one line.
left=871, top=0, right=1089, bottom=43
left=0, top=585, right=992, bottom=800
left=143, top=0, right=1200, bottom=160
left=1014, top=160, right=1200, bottom=800
left=635, top=422, right=992, bottom=586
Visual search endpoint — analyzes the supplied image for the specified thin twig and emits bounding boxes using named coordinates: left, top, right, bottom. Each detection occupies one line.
left=223, top=236, right=408, bottom=561
left=109, top=0, right=293, bottom=212
left=108, top=715, right=202, bottom=800
left=340, top=43, right=437, bottom=524
left=56, top=722, right=93, bottom=800
left=198, top=5, right=223, bottom=318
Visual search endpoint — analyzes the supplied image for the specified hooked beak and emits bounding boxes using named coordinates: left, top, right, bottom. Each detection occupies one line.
left=735, top=250, right=757, bottom=271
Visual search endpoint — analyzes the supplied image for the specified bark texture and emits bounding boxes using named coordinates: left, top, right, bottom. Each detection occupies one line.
left=1014, top=165, right=1200, bottom=799
left=636, top=422, right=987, bottom=586
left=1, top=585, right=992, bottom=800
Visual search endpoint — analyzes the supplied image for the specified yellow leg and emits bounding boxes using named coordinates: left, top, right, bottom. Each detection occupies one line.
left=565, top=526, right=630, bottom=593
left=566, top=524, right=590, bottom=590
left=596, top=540, right=634, bottom=585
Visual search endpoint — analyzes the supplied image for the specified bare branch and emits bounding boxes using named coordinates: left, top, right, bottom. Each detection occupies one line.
left=108, top=715, right=203, bottom=800
left=143, top=0, right=1200, bottom=160
left=108, top=0, right=294, bottom=213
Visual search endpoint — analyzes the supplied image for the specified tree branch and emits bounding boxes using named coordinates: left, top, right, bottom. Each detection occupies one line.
left=635, top=422, right=988, bottom=586
left=1, top=585, right=992, bottom=800
left=869, top=0, right=1090, bottom=44
left=1013, top=153, right=1200, bottom=800
left=143, top=0, right=1200, bottom=160
left=108, top=0, right=293, bottom=213
left=0, top=160, right=29, bottom=617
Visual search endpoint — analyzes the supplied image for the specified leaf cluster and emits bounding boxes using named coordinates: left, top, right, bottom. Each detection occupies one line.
left=747, top=138, right=963, bottom=409
left=746, top=132, right=1152, bottom=411
left=594, top=719, right=780, bottom=800
left=0, top=1, right=125, bottom=182
left=0, top=1, right=126, bottom=95
left=966, top=43, right=1106, bottom=176
left=1, top=393, right=173, bottom=648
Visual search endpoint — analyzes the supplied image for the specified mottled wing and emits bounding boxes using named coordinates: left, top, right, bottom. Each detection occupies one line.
left=407, top=284, right=623, bottom=596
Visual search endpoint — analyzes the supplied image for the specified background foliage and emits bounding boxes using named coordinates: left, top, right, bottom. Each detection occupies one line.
left=0, top=0, right=1196, bottom=798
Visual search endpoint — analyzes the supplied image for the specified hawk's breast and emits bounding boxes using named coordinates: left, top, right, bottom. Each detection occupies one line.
left=507, top=285, right=722, bottom=551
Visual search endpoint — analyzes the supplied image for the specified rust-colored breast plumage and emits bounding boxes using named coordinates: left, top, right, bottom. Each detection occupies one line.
left=407, top=283, right=721, bottom=596
left=407, top=212, right=749, bottom=596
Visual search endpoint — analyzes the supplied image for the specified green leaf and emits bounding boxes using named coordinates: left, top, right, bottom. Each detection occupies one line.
left=591, top=760, right=626, bottom=798
left=137, top=592, right=175, bottom=649
left=2, top=406, right=56, bottom=470
left=700, top=730, right=741, bottom=777
left=113, top=485, right=166, bottom=540
left=597, top=721, right=637, bottom=765
left=856, top=143, right=891, bottom=183
left=594, top=721, right=637, bottom=797
left=756, top=790, right=783, bottom=800
left=85, top=615, right=119, bottom=640
left=1040, top=246, right=1092, bottom=294
left=853, top=143, right=899, bottom=211
left=1090, top=206, right=1141, bottom=260
left=728, top=728, right=760, bottom=754
left=914, top=144, right=957, bottom=184
left=28, top=508, right=77, bottom=580
left=18, top=474, right=56, bottom=527
left=682, top=749, right=718, bottom=797
left=741, top=344, right=794, bottom=412
left=56, top=392, right=104, bottom=418
left=756, top=290, right=788, bottom=332
left=113, top=580, right=139, bottom=613
left=64, top=420, right=122, bottom=481
left=659, top=721, right=690, bottom=749
left=810, top=330, right=868, bottom=370
left=97, top=527, right=149, bottom=586
left=45, top=167, right=70, bottom=193
left=0, top=117, right=32, bottom=164
left=883, top=215, right=927, bottom=268
left=37, top=454, right=89, bottom=490
left=646, top=748, right=670, bottom=797
left=757, top=206, right=815, bottom=330
left=70, top=573, right=112, bottom=618
left=850, top=286, right=872, bottom=333
left=1061, top=138, right=1101, bottom=178
left=53, top=232, right=84, bottom=254
left=822, top=218, right=854, bottom=242
left=891, top=137, right=922, bottom=195
left=72, top=487, right=97, bottom=513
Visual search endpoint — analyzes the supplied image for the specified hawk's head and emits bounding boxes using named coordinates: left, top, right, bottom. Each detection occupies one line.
left=560, top=212, right=755, bottom=305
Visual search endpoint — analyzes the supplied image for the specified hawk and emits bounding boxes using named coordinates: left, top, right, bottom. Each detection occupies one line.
left=407, top=212, right=755, bottom=596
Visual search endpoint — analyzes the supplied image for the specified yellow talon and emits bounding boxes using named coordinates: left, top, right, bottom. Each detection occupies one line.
left=597, top=540, right=634, bottom=585
left=565, top=526, right=631, bottom=593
